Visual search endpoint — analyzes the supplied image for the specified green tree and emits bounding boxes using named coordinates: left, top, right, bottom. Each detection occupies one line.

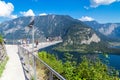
left=74, top=56, right=120, bottom=80
left=38, top=51, right=64, bottom=73
left=62, top=61, right=75, bottom=80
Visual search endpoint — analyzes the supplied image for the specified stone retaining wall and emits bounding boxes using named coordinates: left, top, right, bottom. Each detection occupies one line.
left=0, top=42, right=7, bottom=64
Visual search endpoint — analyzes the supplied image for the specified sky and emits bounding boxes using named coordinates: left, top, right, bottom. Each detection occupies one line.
left=0, top=0, right=120, bottom=23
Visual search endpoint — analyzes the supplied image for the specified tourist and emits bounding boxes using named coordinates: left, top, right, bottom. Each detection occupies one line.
left=35, top=40, right=38, bottom=48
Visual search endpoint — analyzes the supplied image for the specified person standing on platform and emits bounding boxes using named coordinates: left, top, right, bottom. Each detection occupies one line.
left=35, top=40, right=38, bottom=48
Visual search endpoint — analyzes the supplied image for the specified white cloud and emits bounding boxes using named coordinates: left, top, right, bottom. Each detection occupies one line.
left=84, top=6, right=89, bottom=10
left=39, top=13, right=47, bottom=16
left=9, top=15, right=17, bottom=19
left=20, top=9, right=35, bottom=16
left=79, top=16, right=94, bottom=21
left=90, top=0, right=119, bottom=7
left=0, top=0, right=16, bottom=18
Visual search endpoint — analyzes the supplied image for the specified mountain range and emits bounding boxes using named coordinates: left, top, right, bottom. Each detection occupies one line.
left=0, top=15, right=119, bottom=53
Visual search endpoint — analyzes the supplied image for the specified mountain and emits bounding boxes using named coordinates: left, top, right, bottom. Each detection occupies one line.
left=84, top=21, right=120, bottom=42
left=0, top=15, right=80, bottom=40
left=0, top=15, right=109, bottom=53
left=54, top=23, right=109, bottom=53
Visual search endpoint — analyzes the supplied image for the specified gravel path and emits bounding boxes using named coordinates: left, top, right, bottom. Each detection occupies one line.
left=0, top=45, right=25, bottom=80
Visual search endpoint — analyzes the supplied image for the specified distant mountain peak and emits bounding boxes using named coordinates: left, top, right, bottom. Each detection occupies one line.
left=99, top=24, right=118, bottom=36
left=84, top=21, right=120, bottom=41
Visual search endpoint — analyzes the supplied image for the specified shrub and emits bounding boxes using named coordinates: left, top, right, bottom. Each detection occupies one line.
left=0, top=35, right=3, bottom=43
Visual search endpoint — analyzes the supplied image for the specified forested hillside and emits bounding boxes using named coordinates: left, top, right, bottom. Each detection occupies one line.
left=38, top=51, right=120, bottom=80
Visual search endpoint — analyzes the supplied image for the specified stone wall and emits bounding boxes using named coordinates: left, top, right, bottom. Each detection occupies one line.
left=0, top=42, right=7, bottom=63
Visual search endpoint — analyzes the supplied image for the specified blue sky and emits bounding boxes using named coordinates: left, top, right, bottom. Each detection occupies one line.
left=0, top=0, right=120, bottom=23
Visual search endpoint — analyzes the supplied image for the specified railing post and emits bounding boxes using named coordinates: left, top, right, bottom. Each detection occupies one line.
left=49, top=71, right=53, bottom=80
left=33, top=55, right=36, bottom=80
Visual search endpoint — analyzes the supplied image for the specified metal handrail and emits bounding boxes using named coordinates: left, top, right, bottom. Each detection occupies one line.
left=33, top=53, right=66, bottom=80
left=18, top=45, right=66, bottom=80
left=18, top=46, right=29, bottom=80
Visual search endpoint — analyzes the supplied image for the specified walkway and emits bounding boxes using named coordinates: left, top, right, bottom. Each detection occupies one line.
left=0, top=45, right=25, bottom=80
left=0, top=41, right=62, bottom=80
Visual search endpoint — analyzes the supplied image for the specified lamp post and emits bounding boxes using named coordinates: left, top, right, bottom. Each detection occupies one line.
left=28, top=17, right=37, bottom=80
left=32, top=25, right=37, bottom=80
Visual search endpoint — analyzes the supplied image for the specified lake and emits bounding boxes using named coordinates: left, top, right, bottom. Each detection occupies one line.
left=106, top=54, right=120, bottom=70
left=107, top=46, right=120, bottom=70
left=39, top=45, right=120, bottom=76
left=99, top=53, right=120, bottom=70
left=112, top=46, right=120, bottom=49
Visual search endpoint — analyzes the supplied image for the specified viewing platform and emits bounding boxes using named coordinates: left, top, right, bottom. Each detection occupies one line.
left=0, top=41, right=65, bottom=80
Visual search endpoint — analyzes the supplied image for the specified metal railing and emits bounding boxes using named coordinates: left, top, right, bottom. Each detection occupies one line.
left=18, top=45, right=66, bottom=80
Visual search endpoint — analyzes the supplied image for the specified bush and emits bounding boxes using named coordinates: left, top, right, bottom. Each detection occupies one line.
left=0, top=35, right=3, bottom=43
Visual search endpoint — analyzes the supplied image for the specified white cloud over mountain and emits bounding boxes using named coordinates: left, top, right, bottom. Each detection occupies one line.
left=0, top=0, right=17, bottom=19
left=9, top=15, right=18, bottom=19
left=79, top=16, right=94, bottom=21
left=20, top=9, right=35, bottom=16
left=90, top=0, right=120, bottom=7
left=39, top=13, right=47, bottom=16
